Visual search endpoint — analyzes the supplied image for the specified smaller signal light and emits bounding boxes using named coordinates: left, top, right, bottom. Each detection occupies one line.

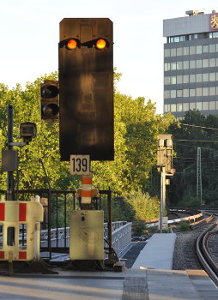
left=67, top=39, right=78, bottom=50
left=40, top=80, right=59, bottom=121
left=96, top=39, right=107, bottom=50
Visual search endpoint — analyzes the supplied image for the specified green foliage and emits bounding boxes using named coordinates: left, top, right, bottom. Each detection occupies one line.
left=178, top=222, right=190, bottom=232
left=133, top=222, right=148, bottom=236
left=0, top=73, right=77, bottom=191
left=169, top=110, right=218, bottom=207
left=111, top=197, right=135, bottom=221
left=0, top=71, right=176, bottom=221
left=126, top=190, right=160, bottom=221
left=92, top=93, right=175, bottom=196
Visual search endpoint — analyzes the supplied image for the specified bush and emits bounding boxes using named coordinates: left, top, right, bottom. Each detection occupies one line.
left=178, top=222, right=190, bottom=232
left=133, top=222, right=147, bottom=236
left=126, top=190, right=160, bottom=221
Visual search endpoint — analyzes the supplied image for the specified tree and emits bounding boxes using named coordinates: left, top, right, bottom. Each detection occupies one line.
left=92, top=93, right=175, bottom=196
left=169, top=110, right=218, bottom=207
left=0, top=71, right=176, bottom=221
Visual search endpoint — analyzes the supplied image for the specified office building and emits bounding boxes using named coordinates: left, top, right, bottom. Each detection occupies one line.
left=163, top=10, right=218, bottom=118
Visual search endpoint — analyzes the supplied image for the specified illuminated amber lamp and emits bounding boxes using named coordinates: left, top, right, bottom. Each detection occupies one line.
left=67, top=39, right=78, bottom=50
left=96, top=39, right=107, bottom=50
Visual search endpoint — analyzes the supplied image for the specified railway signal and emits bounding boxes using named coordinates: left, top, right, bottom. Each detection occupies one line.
left=58, top=18, right=114, bottom=161
left=157, top=134, right=175, bottom=232
left=40, top=80, right=59, bottom=121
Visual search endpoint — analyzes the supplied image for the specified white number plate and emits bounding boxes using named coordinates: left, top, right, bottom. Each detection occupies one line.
left=70, top=155, right=90, bottom=175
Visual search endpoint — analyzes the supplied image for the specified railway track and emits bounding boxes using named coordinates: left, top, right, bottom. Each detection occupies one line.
left=196, top=216, right=218, bottom=286
left=173, top=213, right=218, bottom=271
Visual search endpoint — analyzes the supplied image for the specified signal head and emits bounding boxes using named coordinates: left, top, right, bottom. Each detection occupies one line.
left=95, top=39, right=107, bottom=50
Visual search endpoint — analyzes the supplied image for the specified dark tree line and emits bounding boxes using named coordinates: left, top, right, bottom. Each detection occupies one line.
left=168, top=110, right=218, bottom=207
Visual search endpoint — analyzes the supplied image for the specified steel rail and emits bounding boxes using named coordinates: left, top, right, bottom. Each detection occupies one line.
left=196, top=219, right=218, bottom=286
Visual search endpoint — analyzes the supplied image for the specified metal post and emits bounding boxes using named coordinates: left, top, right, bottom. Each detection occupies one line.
left=162, top=166, right=166, bottom=216
left=108, top=189, right=113, bottom=256
left=7, top=105, right=15, bottom=200
left=197, top=147, right=203, bottom=205
left=160, top=168, right=163, bottom=233
left=160, top=166, right=166, bottom=233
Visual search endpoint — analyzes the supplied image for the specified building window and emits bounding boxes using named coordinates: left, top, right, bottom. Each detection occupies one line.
left=177, top=103, right=183, bottom=112
left=164, top=104, right=170, bottom=112
left=170, top=48, right=176, bottom=56
left=190, top=89, right=196, bottom=97
left=183, top=61, right=189, bottom=69
left=209, top=32, right=218, bottom=39
left=177, top=75, right=183, bottom=84
left=203, top=102, right=209, bottom=110
left=183, top=89, right=189, bottom=97
left=170, top=90, right=176, bottom=98
left=196, top=74, right=202, bottom=82
left=209, top=101, right=216, bottom=110
left=203, top=45, right=209, bottom=53
left=171, top=62, right=177, bottom=70
left=209, top=73, right=216, bottom=81
left=177, top=48, right=183, bottom=56
left=196, top=60, right=202, bottom=68
left=183, top=103, right=189, bottom=111
left=164, top=77, right=170, bottom=85
left=209, top=58, right=216, bottom=67
left=196, top=88, right=202, bottom=96
left=177, top=61, right=183, bottom=70
left=164, top=90, right=170, bottom=99
left=164, top=63, right=170, bottom=71
left=171, top=104, right=176, bottom=112
left=183, top=47, right=189, bottom=55
left=190, top=74, right=195, bottom=83
left=164, top=49, right=170, bottom=57
left=174, top=37, right=180, bottom=43
left=203, top=59, right=209, bottom=68
left=203, top=73, right=208, bottom=82
left=203, top=87, right=209, bottom=96
left=190, top=60, right=196, bottom=69
left=209, top=44, right=216, bottom=52
left=177, top=90, right=183, bottom=97
left=196, top=45, right=202, bottom=54
left=183, top=75, right=189, bottom=83
left=171, top=76, right=177, bottom=84
left=190, top=102, right=196, bottom=110
left=209, top=87, right=216, bottom=95
left=190, top=46, right=196, bottom=55
left=196, top=102, right=202, bottom=110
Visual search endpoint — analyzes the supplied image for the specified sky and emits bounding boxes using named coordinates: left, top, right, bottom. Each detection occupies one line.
left=1, top=0, right=218, bottom=114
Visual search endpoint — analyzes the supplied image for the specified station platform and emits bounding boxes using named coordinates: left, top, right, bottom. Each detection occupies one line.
left=0, top=233, right=217, bottom=299
left=132, top=233, right=176, bottom=269
left=0, top=268, right=217, bottom=299
left=129, top=233, right=218, bottom=299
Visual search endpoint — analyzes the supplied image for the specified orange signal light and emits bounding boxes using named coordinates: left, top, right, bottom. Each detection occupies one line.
left=96, top=39, right=107, bottom=50
left=67, top=39, right=78, bottom=50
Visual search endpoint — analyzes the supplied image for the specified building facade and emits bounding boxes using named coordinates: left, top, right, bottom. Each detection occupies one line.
left=163, top=10, right=218, bottom=118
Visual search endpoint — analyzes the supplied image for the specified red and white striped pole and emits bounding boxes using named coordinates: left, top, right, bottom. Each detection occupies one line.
left=80, top=174, right=93, bottom=205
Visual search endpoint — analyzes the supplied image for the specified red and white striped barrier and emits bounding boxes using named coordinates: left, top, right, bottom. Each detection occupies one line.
left=77, top=174, right=99, bottom=205
left=0, top=196, right=43, bottom=261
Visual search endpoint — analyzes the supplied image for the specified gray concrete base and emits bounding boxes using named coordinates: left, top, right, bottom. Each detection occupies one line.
left=132, top=233, right=177, bottom=270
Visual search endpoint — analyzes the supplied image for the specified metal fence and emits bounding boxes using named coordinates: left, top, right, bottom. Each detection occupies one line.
left=40, top=221, right=132, bottom=259
left=0, top=189, right=113, bottom=259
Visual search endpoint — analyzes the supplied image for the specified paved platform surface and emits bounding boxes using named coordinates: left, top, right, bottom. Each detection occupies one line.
left=0, top=233, right=217, bottom=299
left=132, top=233, right=176, bottom=269
left=0, top=268, right=217, bottom=299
